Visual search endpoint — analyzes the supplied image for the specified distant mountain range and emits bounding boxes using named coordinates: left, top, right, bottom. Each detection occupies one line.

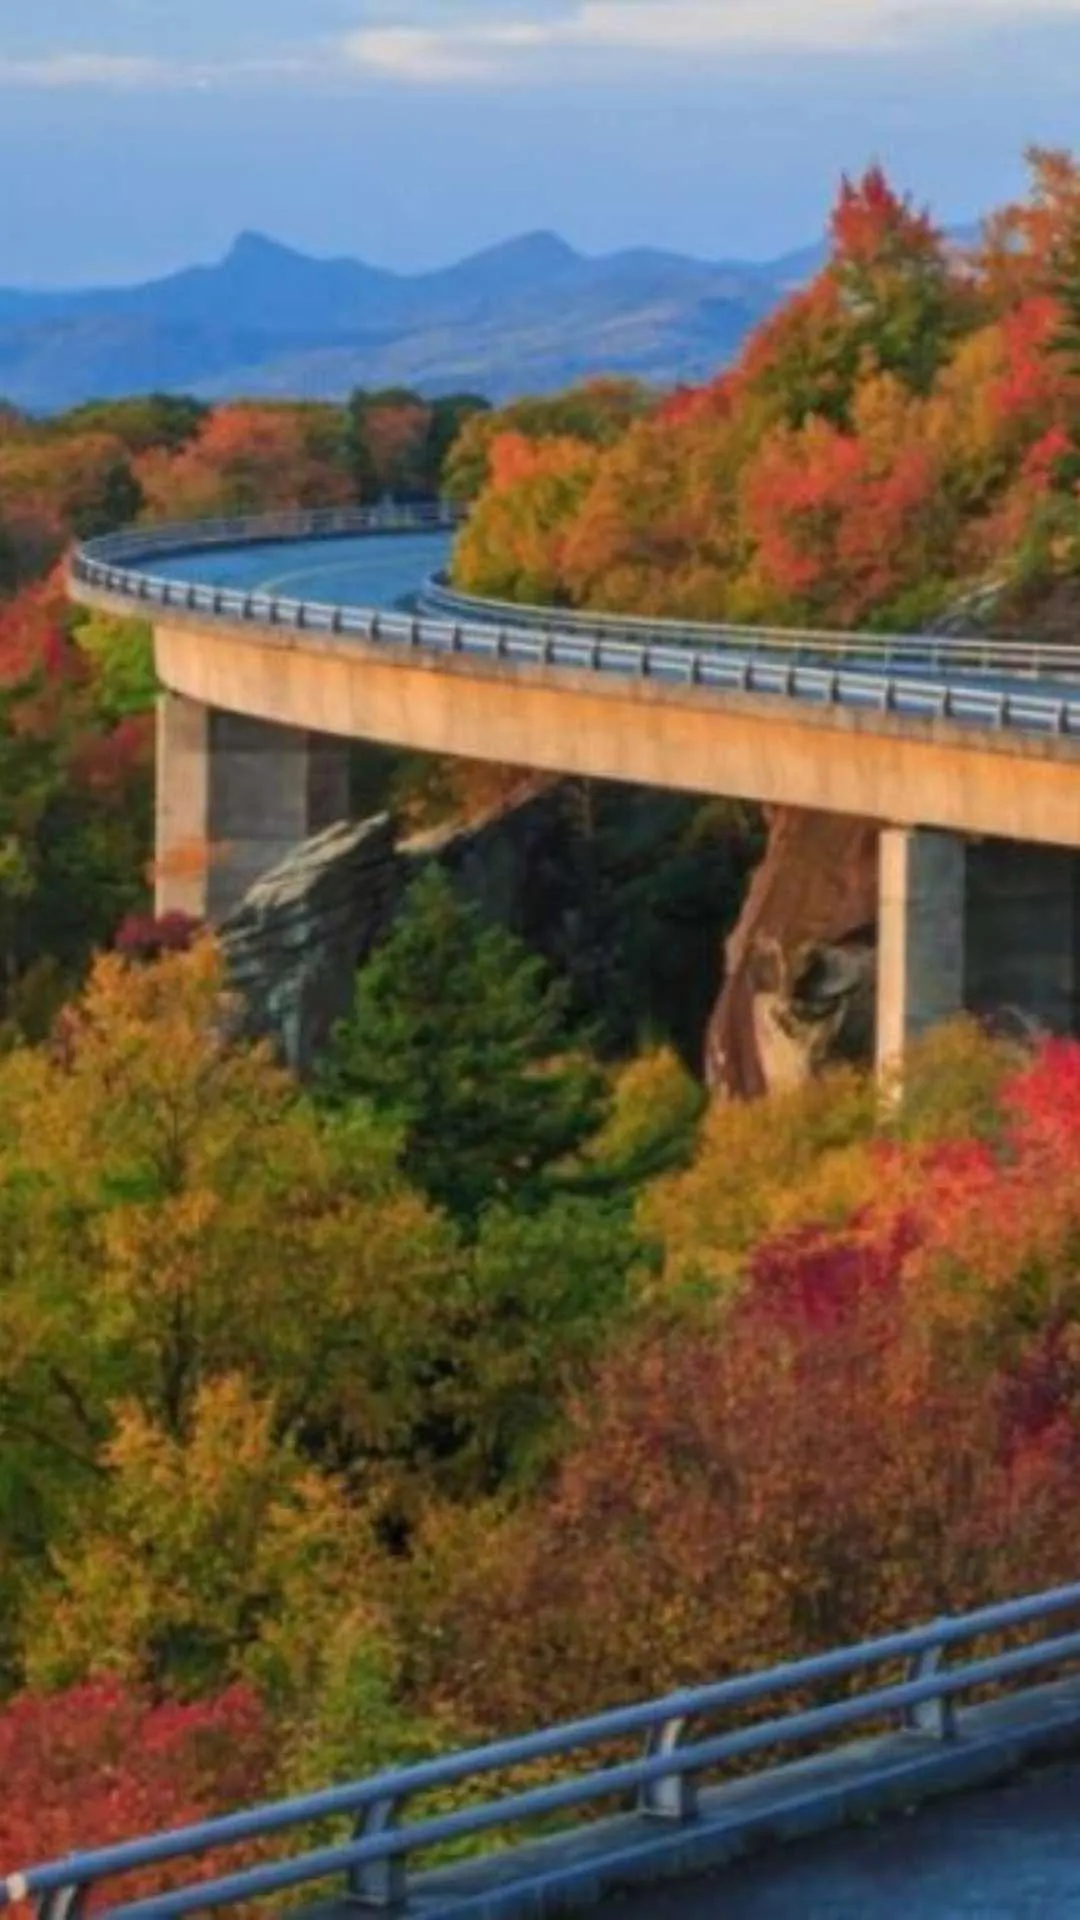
left=0, top=226, right=942, bottom=415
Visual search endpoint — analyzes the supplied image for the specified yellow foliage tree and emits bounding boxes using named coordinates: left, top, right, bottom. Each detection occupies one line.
left=0, top=942, right=458, bottom=1471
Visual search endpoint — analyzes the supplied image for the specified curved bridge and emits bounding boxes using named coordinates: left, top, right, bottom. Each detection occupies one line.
left=69, top=508, right=1080, bottom=1068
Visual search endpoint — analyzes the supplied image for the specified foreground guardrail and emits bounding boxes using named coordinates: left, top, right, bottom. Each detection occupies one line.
left=6, top=1581, right=1080, bottom=1918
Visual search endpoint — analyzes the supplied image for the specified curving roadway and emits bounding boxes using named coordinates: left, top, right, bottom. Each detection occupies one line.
left=67, top=510, right=1080, bottom=854
left=74, top=512, right=1080, bottom=738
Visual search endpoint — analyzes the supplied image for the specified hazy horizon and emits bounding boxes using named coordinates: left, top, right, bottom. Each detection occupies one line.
left=1, top=2, right=1077, bottom=286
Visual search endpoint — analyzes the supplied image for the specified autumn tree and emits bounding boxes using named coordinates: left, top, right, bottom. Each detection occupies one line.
left=139, top=403, right=353, bottom=520
left=443, top=379, right=646, bottom=502
left=57, top=394, right=209, bottom=458
left=404, top=1039, right=1080, bottom=1735
left=0, top=1682, right=273, bottom=1889
left=71, top=609, right=157, bottom=720
left=344, top=388, right=487, bottom=500
left=0, top=431, right=142, bottom=584
left=0, top=942, right=458, bottom=1499
left=22, top=1376, right=371, bottom=1702
left=453, top=431, right=601, bottom=601
left=827, top=165, right=969, bottom=396
left=0, top=588, right=152, bottom=1041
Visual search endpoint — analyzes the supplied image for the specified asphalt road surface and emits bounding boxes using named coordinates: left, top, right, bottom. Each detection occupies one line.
left=607, top=1763, right=1080, bottom=1918
left=146, top=529, right=453, bottom=610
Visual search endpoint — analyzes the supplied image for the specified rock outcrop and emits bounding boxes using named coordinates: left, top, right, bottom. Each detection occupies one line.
left=217, top=786, right=612, bottom=1072
left=706, top=809, right=880, bottom=1098
left=219, top=816, right=402, bottom=1070
left=218, top=777, right=757, bottom=1076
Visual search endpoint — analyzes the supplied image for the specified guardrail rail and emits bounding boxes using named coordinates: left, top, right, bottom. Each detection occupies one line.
left=5, top=1580, right=1080, bottom=1918
left=67, top=510, right=1080, bottom=744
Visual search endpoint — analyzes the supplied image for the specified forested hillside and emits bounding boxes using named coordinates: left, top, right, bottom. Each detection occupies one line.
left=0, top=386, right=491, bottom=1042
left=452, top=150, right=1080, bottom=636
left=5, top=150, right=1080, bottom=1875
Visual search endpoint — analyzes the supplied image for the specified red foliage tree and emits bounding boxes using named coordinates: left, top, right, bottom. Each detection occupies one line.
left=0, top=1683, right=273, bottom=1905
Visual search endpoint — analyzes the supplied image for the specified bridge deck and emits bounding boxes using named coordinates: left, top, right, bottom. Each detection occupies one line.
left=606, top=1760, right=1080, bottom=1918
left=147, top=529, right=453, bottom=609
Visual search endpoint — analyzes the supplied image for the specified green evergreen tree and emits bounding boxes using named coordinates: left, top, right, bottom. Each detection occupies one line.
left=320, top=866, right=606, bottom=1225
left=342, top=389, right=380, bottom=503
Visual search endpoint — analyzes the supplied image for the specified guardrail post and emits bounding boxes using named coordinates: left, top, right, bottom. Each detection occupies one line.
left=348, top=1792, right=407, bottom=1908
left=638, top=1716, right=698, bottom=1821
left=903, top=1632, right=957, bottom=1740
left=37, top=1883, right=88, bottom=1919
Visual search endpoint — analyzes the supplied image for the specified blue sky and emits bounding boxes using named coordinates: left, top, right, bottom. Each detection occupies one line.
left=3, top=1, right=1080, bottom=283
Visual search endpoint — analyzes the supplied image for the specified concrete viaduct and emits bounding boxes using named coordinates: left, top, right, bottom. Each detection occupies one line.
left=69, top=507, right=1080, bottom=1074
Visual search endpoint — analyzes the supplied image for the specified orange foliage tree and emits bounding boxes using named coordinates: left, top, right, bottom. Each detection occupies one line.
left=454, top=151, right=1080, bottom=627
left=138, top=404, right=353, bottom=520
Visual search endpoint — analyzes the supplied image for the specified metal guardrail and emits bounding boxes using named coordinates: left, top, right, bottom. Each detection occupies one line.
left=67, top=511, right=1080, bottom=741
left=5, top=1581, right=1080, bottom=1917
left=419, top=572, right=1080, bottom=682
left=84, top=501, right=463, bottom=565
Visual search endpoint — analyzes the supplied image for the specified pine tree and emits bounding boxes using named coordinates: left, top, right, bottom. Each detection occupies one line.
left=320, top=867, right=606, bottom=1225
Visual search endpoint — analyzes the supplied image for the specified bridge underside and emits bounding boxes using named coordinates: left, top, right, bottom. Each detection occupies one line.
left=155, top=684, right=1080, bottom=1070
left=877, top=827, right=1080, bottom=1070
left=151, top=615, right=1080, bottom=851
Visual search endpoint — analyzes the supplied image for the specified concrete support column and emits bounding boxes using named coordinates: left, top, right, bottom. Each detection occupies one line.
left=155, top=694, right=352, bottom=923
left=155, top=691, right=211, bottom=921
left=876, top=827, right=967, bottom=1074
left=965, top=840, right=1080, bottom=1037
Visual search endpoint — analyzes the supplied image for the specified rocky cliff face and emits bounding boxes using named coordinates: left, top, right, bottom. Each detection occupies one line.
left=219, top=816, right=402, bottom=1071
left=706, top=809, right=880, bottom=1098
left=217, top=779, right=757, bottom=1076
left=216, top=792, right=883, bottom=1099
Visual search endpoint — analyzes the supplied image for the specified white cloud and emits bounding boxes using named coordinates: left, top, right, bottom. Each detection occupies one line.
left=0, top=49, right=318, bottom=91
left=0, top=53, right=166, bottom=89
left=345, top=0, right=1080, bottom=82
left=343, top=19, right=550, bottom=81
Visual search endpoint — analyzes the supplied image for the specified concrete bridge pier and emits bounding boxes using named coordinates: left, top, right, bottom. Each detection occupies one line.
left=155, top=692, right=352, bottom=922
left=876, top=828, right=967, bottom=1073
left=876, top=826, right=1080, bottom=1072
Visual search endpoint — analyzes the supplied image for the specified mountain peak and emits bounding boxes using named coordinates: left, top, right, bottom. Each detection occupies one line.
left=485, top=230, right=579, bottom=269
left=223, top=230, right=308, bottom=270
